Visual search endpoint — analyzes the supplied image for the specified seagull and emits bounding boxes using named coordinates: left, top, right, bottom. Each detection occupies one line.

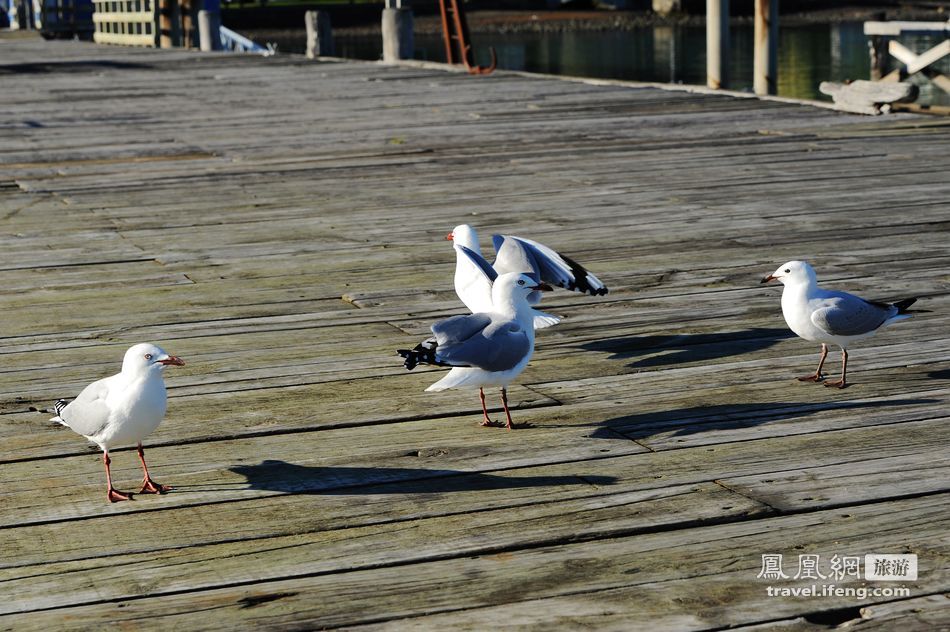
left=50, top=343, right=185, bottom=502
left=398, top=272, right=550, bottom=429
left=762, top=260, right=917, bottom=388
left=447, top=224, right=608, bottom=330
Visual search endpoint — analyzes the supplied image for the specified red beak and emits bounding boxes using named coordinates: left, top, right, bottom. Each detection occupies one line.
left=445, top=232, right=454, bottom=241
left=761, top=274, right=777, bottom=284
left=159, top=356, right=185, bottom=366
left=533, top=283, right=554, bottom=291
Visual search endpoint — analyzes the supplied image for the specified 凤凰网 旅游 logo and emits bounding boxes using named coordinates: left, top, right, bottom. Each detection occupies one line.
left=864, top=554, right=918, bottom=581
left=757, top=553, right=917, bottom=582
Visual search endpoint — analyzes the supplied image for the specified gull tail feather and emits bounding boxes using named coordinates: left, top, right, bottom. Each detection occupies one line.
left=532, top=310, right=560, bottom=330
left=397, top=339, right=450, bottom=371
left=50, top=398, right=70, bottom=424
left=425, top=367, right=478, bottom=392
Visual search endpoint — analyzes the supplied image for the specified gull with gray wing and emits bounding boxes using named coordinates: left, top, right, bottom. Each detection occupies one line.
left=762, top=260, right=917, bottom=388
left=398, top=272, right=550, bottom=429
left=50, top=343, right=185, bottom=502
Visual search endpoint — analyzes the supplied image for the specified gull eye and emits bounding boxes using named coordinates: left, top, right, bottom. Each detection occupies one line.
left=144, top=353, right=153, bottom=360
left=784, top=269, right=790, bottom=274
left=517, top=279, right=525, bottom=285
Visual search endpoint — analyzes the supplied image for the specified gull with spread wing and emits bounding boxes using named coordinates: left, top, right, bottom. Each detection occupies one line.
left=447, top=224, right=607, bottom=330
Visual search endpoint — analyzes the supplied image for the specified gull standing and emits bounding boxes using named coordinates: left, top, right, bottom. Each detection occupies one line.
left=447, top=224, right=608, bottom=329
left=762, top=260, right=917, bottom=388
left=398, top=272, right=550, bottom=429
left=51, top=343, right=185, bottom=502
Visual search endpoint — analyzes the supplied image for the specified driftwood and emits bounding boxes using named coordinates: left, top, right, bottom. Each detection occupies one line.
left=820, top=79, right=918, bottom=115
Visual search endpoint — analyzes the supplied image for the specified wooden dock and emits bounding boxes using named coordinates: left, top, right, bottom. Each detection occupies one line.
left=1, top=34, right=949, bottom=629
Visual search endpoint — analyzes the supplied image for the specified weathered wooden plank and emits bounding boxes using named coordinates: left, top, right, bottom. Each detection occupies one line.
left=1, top=413, right=945, bottom=533
left=3, top=412, right=947, bottom=580
left=0, top=483, right=769, bottom=615
left=2, top=495, right=944, bottom=629
left=727, top=594, right=950, bottom=631
left=721, top=448, right=950, bottom=511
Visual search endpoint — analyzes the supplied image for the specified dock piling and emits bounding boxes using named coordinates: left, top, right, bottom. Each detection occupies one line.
left=706, top=0, right=729, bottom=89
left=753, top=0, right=778, bottom=95
left=305, top=10, right=334, bottom=58
left=198, top=9, right=222, bottom=51
left=382, top=0, right=413, bottom=63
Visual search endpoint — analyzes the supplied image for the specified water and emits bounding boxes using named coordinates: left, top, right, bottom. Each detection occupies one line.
left=256, top=22, right=950, bottom=105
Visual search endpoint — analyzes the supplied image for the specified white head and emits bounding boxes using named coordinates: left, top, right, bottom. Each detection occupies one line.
left=491, top=272, right=551, bottom=312
left=446, top=224, right=479, bottom=250
left=121, top=343, right=185, bottom=376
left=761, top=260, right=817, bottom=287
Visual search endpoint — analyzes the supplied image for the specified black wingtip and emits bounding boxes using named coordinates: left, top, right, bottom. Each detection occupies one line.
left=396, top=349, right=419, bottom=371
left=397, top=339, right=441, bottom=371
left=53, top=399, right=69, bottom=416
left=558, top=252, right=608, bottom=297
left=894, top=297, right=918, bottom=313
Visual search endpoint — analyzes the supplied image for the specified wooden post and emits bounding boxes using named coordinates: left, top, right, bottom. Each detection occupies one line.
left=753, top=0, right=777, bottom=95
left=653, top=26, right=675, bottom=84
left=198, top=9, right=221, bottom=51
left=706, top=0, right=729, bottom=89
left=652, top=0, right=681, bottom=16
left=305, top=10, right=334, bottom=58
left=159, top=0, right=174, bottom=47
left=181, top=0, right=195, bottom=48
left=381, top=0, right=412, bottom=63
left=868, top=35, right=888, bottom=80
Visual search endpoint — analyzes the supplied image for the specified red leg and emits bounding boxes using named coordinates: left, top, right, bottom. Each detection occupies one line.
left=478, top=387, right=496, bottom=427
left=824, top=348, right=848, bottom=389
left=103, top=451, right=133, bottom=503
left=137, top=443, right=171, bottom=494
left=798, top=344, right=827, bottom=382
left=500, top=387, right=513, bottom=431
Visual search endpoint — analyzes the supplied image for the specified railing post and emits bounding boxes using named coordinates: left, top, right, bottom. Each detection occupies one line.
left=382, top=0, right=413, bottom=63
left=305, top=10, right=334, bottom=58
left=868, top=35, right=888, bottom=80
left=706, top=0, right=729, bottom=89
left=753, top=0, right=778, bottom=95
left=159, top=0, right=174, bottom=47
left=198, top=0, right=221, bottom=51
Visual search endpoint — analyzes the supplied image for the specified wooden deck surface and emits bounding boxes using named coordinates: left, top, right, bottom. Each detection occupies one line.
left=1, top=35, right=949, bottom=630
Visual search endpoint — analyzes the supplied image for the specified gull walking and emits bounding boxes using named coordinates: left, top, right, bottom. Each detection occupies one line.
left=447, top=224, right=607, bottom=329
left=51, top=343, right=185, bottom=502
left=398, top=272, right=550, bottom=429
left=762, top=261, right=917, bottom=388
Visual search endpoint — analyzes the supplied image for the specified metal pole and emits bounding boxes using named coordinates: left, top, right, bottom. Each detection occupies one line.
left=198, top=8, right=221, bottom=51
left=753, top=0, right=778, bottom=95
left=706, top=0, right=729, bottom=89
left=382, top=0, right=413, bottom=63
left=305, top=10, right=334, bottom=58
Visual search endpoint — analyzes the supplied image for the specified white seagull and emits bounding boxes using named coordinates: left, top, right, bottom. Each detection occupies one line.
left=51, top=343, right=185, bottom=502
left=762, top=260, right=917, bottom=388
left=447, top=224, right=608, bottom=330
left=398, top=272, right=550, bottom=429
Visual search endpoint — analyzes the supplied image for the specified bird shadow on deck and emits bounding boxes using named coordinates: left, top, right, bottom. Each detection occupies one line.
left=928, top=368, right=950, bottom=380
left=586, top=398, right=940, bottom=441
left=581, top=328, right=795, bottom=368
left=228, top=460, right=617, bottom=495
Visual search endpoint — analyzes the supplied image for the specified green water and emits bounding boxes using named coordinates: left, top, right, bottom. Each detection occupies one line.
left=261, top=22, right=950, bottom=105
